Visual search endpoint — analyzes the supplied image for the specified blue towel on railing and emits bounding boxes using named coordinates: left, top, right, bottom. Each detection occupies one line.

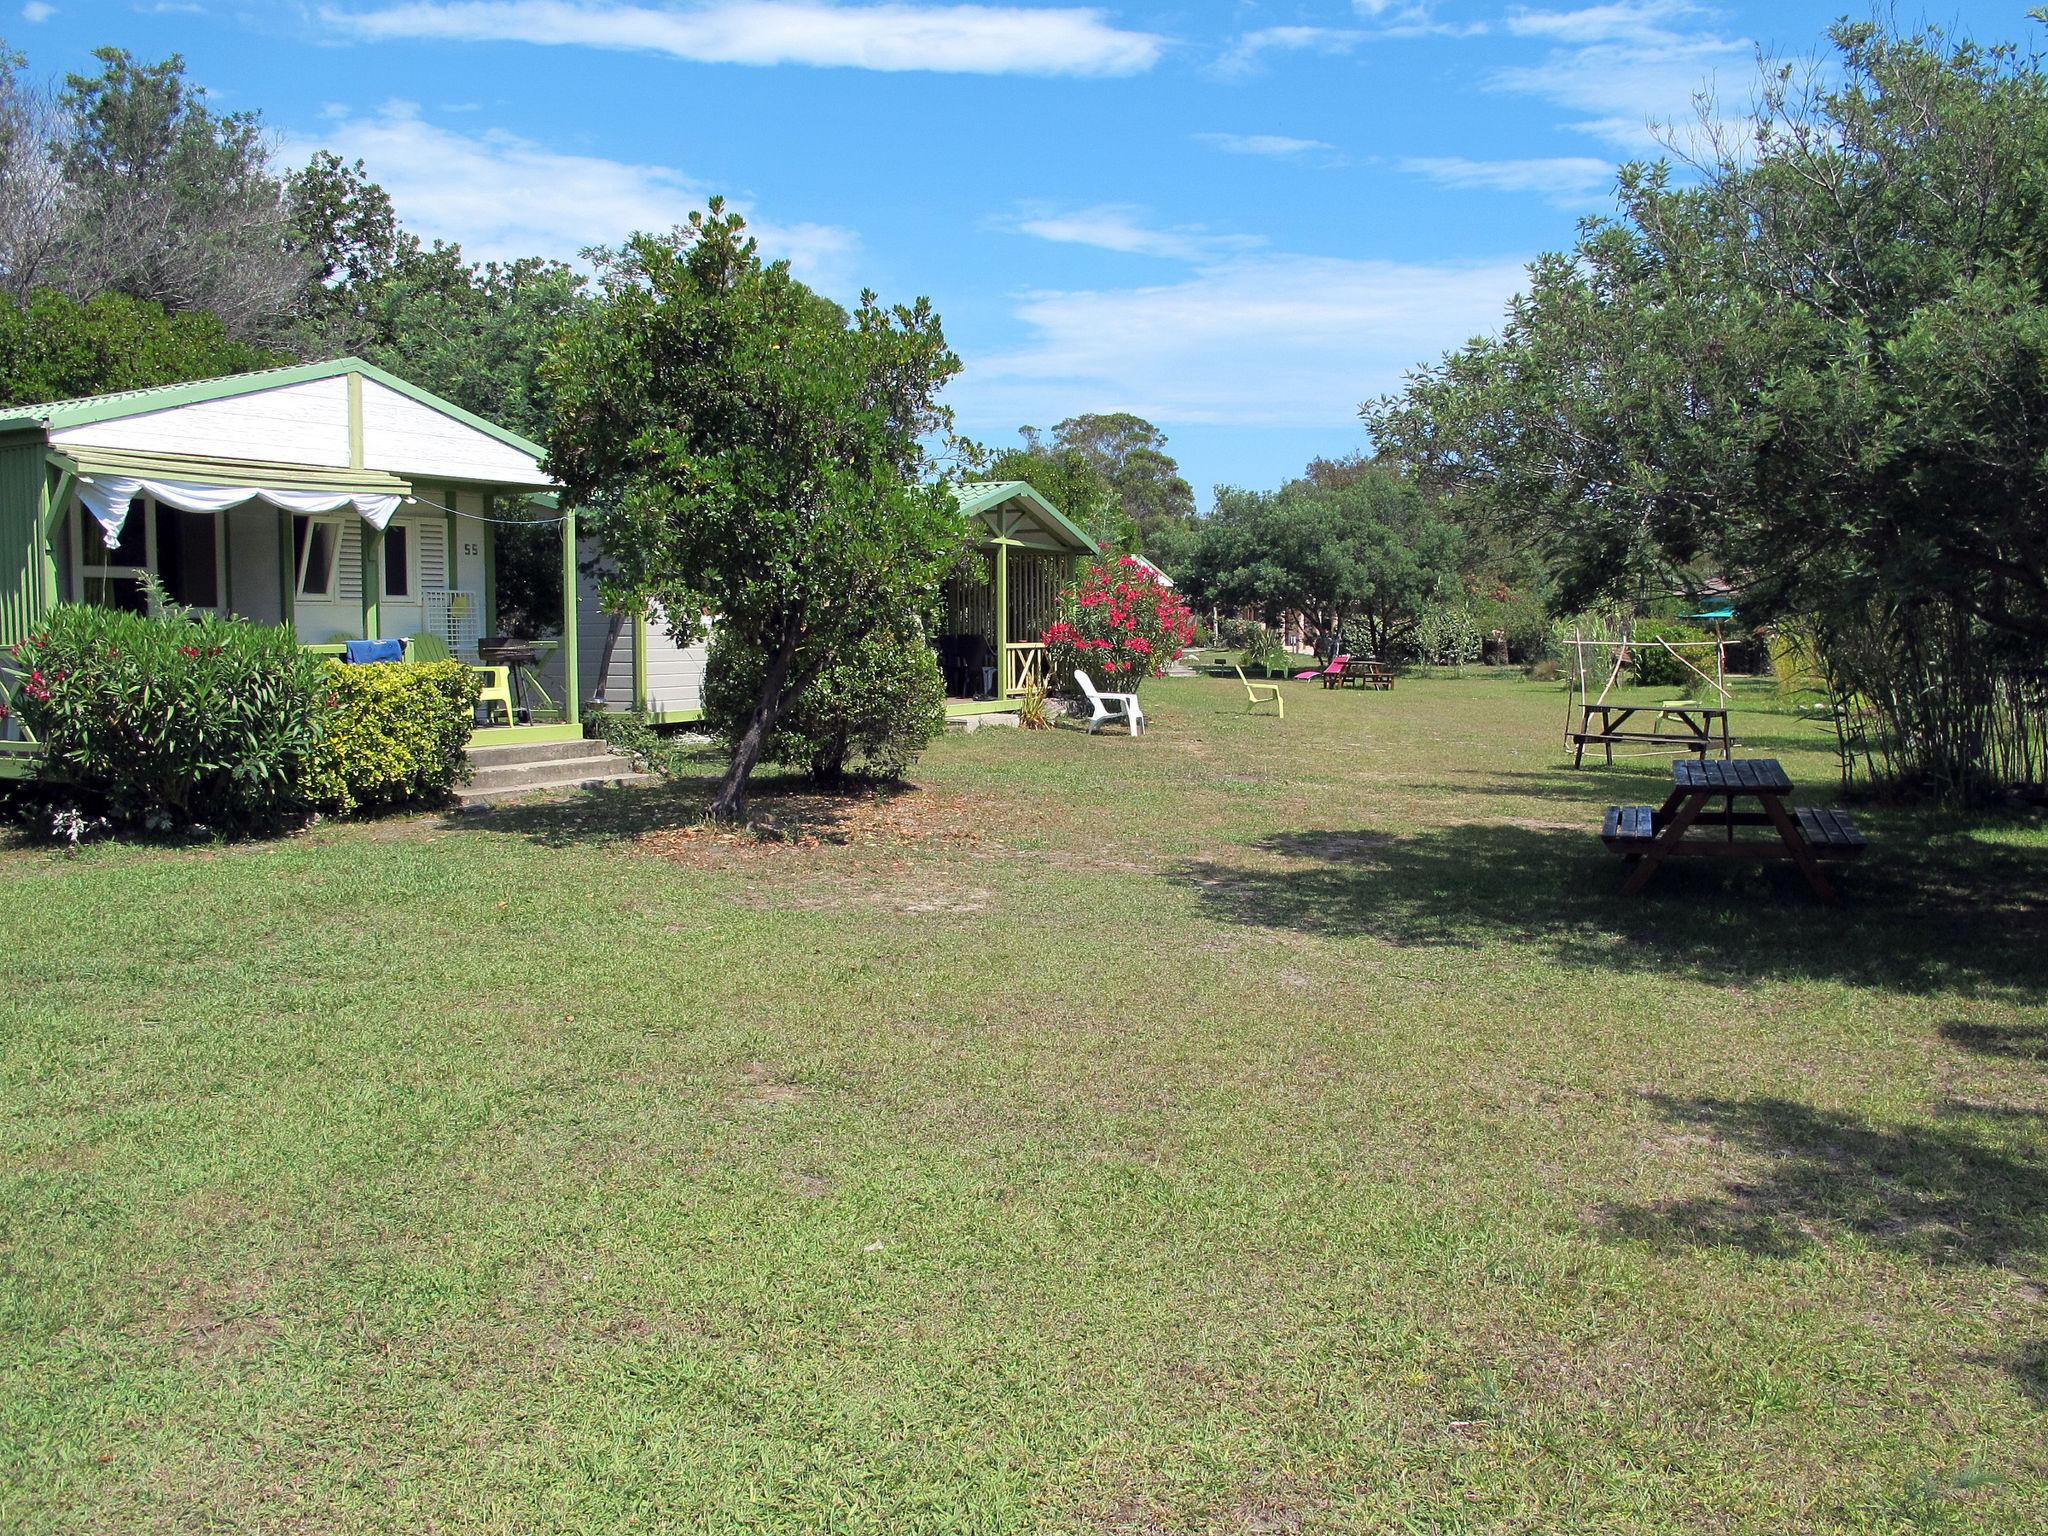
left=343, top=638, right=406, bottom=664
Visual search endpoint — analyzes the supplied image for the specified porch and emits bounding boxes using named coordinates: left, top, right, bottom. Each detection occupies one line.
left=938, top=481, right=1094, bottom=716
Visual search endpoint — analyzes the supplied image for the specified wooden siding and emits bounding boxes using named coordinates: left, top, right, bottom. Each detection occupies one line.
left=51, top=377, right=353, bottom=467
left=642, top=601, right=709, bottom=716
left=0, top=441, right=47, bottom=648
left=358, top=378, right=547, bottom=485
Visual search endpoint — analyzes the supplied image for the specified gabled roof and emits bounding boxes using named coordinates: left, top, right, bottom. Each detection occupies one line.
left=0, top=356, right=547, bottom=462
left=949, top=480, right=1096, bottom=554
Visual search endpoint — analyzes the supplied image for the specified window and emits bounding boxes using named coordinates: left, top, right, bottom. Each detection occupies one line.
left=295, top=516, right=341, bottom=598
left=155, top=506, right=218, bottom=611
left=382, top=523, right=411, bottom=599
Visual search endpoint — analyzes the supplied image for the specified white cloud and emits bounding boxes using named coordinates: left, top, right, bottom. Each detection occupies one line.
left=967, top=219, right=1525, bottom=428
left=1491, top=2, right=1752, bottom=151
left=1401, top=154, right=1613, bottom=203
left=1193, top=131, right=1336, bottom=160
left=1006, top=204, right=1260, bottom=264
left=1216, top=24, right=1367, bottom=75
left=279, top=101, right=858, bottom=287
left=20, top=2, right=54, bottom=21
left=324, top=0, right=1165, bottom=77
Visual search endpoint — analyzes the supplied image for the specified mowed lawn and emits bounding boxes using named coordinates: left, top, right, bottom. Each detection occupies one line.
left=4, top=674, right=2047, bottom=1534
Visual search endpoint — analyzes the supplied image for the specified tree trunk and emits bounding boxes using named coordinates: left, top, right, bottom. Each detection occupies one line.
left=709, top=616, right=802, bottom=822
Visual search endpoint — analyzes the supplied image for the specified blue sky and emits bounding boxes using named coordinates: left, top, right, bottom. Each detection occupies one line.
left=14, top=0, right=2038, bottom=502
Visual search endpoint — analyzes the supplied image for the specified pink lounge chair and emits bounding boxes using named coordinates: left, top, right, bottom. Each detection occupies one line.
left=1317, top=654, right=1351, bottom=688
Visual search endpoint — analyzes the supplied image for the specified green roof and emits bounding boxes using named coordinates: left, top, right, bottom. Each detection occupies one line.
left=0, top=356, right=548, bottom=466
left=948, top=480, right=1096, bottom=553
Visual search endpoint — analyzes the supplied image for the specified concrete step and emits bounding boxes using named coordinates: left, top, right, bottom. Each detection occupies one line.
left=467, top=736, right=618, bottom=770
left=465, top=753, right=635, bottom=795
left=456, top=765, right=657, bottom=807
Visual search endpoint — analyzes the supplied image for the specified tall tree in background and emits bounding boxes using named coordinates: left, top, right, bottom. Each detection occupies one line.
left=1051, top=412, right=1196, bottom=542
left=55, top=48, right=306, bottom=342
left=546, top=204, right=963, bottom=820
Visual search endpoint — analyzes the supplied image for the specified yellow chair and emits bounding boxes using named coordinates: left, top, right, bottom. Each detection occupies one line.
left=472, top=665, right=516, bottom=727
left=1234, top=665, right=1284, bottom=719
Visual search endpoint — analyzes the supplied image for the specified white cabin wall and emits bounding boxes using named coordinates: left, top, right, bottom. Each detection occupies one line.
left=51, top=377, right=351, bottom=466
left=642, top=602, right=709, bottom=718
left=358, top=379, right=546, bottom=485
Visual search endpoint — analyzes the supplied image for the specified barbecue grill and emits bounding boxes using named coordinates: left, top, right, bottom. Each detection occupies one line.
left=478, top=635, right=555, bottom=724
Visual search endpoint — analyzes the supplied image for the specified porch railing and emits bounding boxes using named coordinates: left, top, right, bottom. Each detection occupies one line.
left=1004, top=642, right=1046, bottom=697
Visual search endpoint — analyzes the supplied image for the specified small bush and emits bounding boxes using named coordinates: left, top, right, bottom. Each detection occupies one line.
left=703, top=626, right=946, bottom=786
left=1215, top=617, right=1262, bottom=652
left=303, top=660, right=481, bottom=815
left=6, top=595, right=327, bottom=829
left=1238, top=627, right=1286, bottom=673
left=1414, top=603, right=1484, bottom=669
left=1629, top=622, right=1716, bottom=692
left=1044, top=556, right=1198, bottom=694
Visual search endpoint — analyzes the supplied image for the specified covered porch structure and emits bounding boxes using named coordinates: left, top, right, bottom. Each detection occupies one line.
left=938, top=481, right=1094, bottom=717
left=0, top=358, right=583, bottom=751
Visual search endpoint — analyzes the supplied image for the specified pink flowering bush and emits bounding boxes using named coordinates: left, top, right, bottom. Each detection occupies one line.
left=1043, top=555, right=1197, bottom=694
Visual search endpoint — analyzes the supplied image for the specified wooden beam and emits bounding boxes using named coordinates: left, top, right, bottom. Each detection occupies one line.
left=361, top=524, right=381, bottom=641
left=559, top=505, right=580, bottom=725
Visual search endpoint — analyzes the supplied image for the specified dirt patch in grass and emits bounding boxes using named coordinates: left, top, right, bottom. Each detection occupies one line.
left=636, top=786, right=1012, bottom=863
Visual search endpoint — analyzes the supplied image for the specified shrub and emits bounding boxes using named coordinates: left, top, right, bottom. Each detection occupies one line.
left=1414, top=603, right=1484, bottom=669
left=5, top=594, right=327, bottom=829
left=1215, top=616, right=1262, bottom=652
left=1629, top=622, right=1716, bottom=692
left=702, top=625, right=946, bottom=786
left=1044, top=555, right=1197, bottom=694
left=1238, top=626, right=1285, bottom=673
left=303, top=660, right=481, bottom=816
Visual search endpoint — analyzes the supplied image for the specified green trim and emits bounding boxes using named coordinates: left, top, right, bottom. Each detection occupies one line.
left=481, top=505, right=497, bottom=632
left=994, top=536, right=1010, bottom=694
left=944, top=698, right=1019, bottom=718
left=279, top=508, right=295, bottom=628
left=644, top=707, right=704, bottom=725
left=469, top=722, right=583, bottom=748
left=0, top=357, right=553, bottom=475
left=949, top=480, right=1096, bottom=555
left=444, top=491, right=459, bottom=594
left=49, top=444, right=409, bottom=498
left=559, top=506, right=580, bottom=726
left=361, top=525, right=381, bottom=641
left=347, top=371, right=364, bottom=470
left=632, top=610, right=648, bottom=711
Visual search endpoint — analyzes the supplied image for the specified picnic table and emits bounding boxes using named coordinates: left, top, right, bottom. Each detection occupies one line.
left=1569, top=700, right=1730, bottom=767
left=1332, top=658, right=1394, bottom=690
left=1600, top=757, right=1866, bottom=905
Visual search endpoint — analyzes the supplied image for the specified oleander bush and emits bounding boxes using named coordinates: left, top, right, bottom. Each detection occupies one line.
left=1044, top=556, right=1197, bottom=695
left=5, top=593, right=327, bottom=830
left=302, top=659, right=481, bottom=816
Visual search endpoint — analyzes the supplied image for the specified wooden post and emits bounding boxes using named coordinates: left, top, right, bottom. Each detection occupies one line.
left=361, top=524, right=382, bottom=641
left=994, top=535, right=1010, bottom=697
left=481, top=504, right=497, bottom=636
left=560, top=504, right=580, bottom=725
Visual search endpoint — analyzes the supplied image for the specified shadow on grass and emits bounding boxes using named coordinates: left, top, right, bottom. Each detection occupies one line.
left=1165, top=821, right=2048, bottom=998
left=1598, top=1095, right=2048, bottom=1406
left=441, top=772, right=918, bottom=850
left=1942, top=1021, right=2048, bottom=1062
left=1599, top=1095, right=2048, bottom=1268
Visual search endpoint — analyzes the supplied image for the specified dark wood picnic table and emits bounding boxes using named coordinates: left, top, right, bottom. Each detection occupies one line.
left=1600, top=757, right=1865, bottom=905
left=1333, top=658, right=1394, bottom=690
left=1570, top=701, right=1731, bottom=766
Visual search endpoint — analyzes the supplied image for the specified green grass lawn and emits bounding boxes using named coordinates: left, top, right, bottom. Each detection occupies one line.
left=4, top=672, right=2046, bottom=1534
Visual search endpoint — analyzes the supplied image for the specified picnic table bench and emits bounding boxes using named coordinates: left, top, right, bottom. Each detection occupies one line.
left=1330, top=658, right=1394, bottom=690
left=1569, top=700, right=1730, bottom=767
left=1600, top=757, right=1865, bottom=904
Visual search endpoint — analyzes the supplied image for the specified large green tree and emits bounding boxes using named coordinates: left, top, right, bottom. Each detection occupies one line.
left=1365, top=19, right=2048, bottom=795
left=1047, top=412, right=1196, bottom=542
left=545, top=203, right=964, bottom=820
left=1185, top=464, right=1460, bottom=655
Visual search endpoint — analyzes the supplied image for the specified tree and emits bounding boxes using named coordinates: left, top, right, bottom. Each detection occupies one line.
left=1184, top=465, right=1460, bottom=655
left=55, top=48, right=307, bottom=342
left=981, top=431, right=1131, bottom=553
left=0, top=47, right=67, bottom=301
left=1364, top=19, right=2048, bottom=796
left=0, top=286, right=285, bottom=405
left=1049, top=412, right=1196, bottom=541
left=544, top=202, right=964, bottom=820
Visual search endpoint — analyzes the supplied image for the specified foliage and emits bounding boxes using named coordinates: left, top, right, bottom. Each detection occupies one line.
left=546, top=201, right=963, bottom=818
left=1214, top=616, right=1263, bottom=652
left=1628, top=622, right=1716, bottom=692
left=1185, top=464, right=1460, bottom=657
left=1017, top=680, right=1050, bottom=730
left=701, top=623, right=945, bottom=786
left=0, top=285, right=285, bottom=405
left=1365, top=20, right=2048, bottom=798
left=4, top=588, right=325, bottom=828
left=1043, top=555, right=1197, bottom=694
left=302, top=660, right=480, bottom=817
left=582, top=708, right=705, bottom=779
left=1413, top=603, right=1484, bottom=670
left=1237, top=626, right=1286, bottom=673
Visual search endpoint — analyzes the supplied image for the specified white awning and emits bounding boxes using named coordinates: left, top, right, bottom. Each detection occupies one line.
left=52, top=447, right=412, bottom=549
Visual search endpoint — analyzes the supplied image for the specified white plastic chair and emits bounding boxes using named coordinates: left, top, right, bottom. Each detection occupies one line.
left=1074, top=669, right=1145, bottom=735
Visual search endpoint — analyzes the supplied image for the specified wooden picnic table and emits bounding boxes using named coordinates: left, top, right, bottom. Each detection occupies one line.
left=1334, top=658, right=1394, bottom=690
left=1570, top=700, right=1730, bottom=767
left=1600, top=757, right=1865, bottom=905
